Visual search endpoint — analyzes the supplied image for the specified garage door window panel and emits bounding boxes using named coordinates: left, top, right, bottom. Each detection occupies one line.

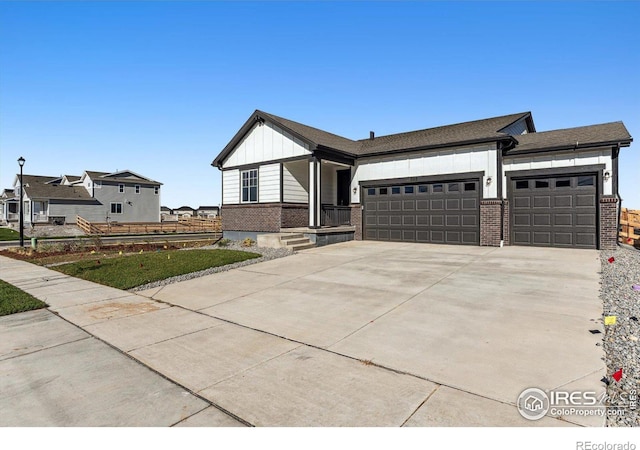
left=511, top=174, right=596, bottom=249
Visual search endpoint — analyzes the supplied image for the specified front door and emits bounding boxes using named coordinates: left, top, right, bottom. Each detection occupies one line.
left=337, top=169, right=351, bottom=206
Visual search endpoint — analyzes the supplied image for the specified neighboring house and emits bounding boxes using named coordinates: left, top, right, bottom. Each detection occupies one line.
left=3, top=170, right=162, bottom=225
left=0, top=189, right=16, bottom=225
left=161, top=206, right=176, bottom=221
left=196, top=206, right=219, bottom=218
left=212, top=110, right=632, bottom=249
left=173, top=206, right=195, bottom=218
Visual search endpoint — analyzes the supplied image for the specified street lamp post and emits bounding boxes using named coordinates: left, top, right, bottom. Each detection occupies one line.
left=18, top=157, right=25, bottom=247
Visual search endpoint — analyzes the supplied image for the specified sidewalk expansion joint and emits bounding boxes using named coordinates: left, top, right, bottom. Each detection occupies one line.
left=52, top=311, right=256, bottom=427
left=400, top=384, right=440, bottom=427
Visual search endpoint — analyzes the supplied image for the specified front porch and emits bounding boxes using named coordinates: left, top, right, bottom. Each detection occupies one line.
left=281, top=225, right=356, bottom=246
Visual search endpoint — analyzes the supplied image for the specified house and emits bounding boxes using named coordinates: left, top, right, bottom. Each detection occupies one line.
left=212, top=110, right=632, bottom=250
left=196, top=206, right=220, bottom=218
left=173, top=206, right=196, bottom=218
left=160, top=206, right=176, bottom=221
left=3, top=170, right=162, bottom=225
left=0, top=189, right=16, bottom=225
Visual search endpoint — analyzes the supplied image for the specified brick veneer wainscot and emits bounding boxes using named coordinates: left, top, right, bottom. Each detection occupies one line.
left=281, top=204, right=309, bottom=228
left=221, top=204, right=282, bottom=232
left=351, top=205, right=363, bottom=240
left=222, top=203, right=309, bottom=232
left=480, top=199, right=503, bottom=247
left=599, top=197, right=619, bottom=250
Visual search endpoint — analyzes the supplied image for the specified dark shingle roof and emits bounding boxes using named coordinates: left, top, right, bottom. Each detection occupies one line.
left=356, top=112, right=529, bottom=155
left=507, top=122, right=632, bottom=153
left=85, top=170, right=161, bottom=186
left=259, top=111, right=361, bottom=154
left=214, top=110, right=632, bottom=166
left=21, top=175, right=93, bottom=200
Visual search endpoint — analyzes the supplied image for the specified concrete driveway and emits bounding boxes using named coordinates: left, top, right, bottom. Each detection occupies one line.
left=138, top=241, right=604, bottom=426
left=0, top=241, right=605, bottom=426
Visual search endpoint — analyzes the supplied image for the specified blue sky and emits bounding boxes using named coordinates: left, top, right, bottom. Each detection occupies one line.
left=1, top=1, right=638, bottom=209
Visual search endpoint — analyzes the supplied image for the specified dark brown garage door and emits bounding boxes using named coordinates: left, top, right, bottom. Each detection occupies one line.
left=363, top=180, right=480, bottom=245
left=511, top=174, right=597, bottom=248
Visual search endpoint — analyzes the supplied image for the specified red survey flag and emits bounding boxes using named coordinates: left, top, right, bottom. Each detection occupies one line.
left=608, top=257, right=615, bottom=263
left=612, top=369, right=623, bottom=382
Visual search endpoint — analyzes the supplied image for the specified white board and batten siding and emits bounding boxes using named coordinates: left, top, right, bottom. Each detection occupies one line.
left=223, top=122, right=311, bottom=169
left=282, top=161, right=309, bottom=204
left=351, top=143, right=498, bottom=203
left=222, top=164, right=282, bottom=204
left=502, top=149, right=613, bottom=196
left=258, top=164, right=280, bottom=203
left=222, top=170, right=240, bottom=204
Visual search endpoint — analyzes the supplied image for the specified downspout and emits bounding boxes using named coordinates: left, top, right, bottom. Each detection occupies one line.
left=498, top=138, right=517, bottom=246
left=613, top=145, right=623, bottom=247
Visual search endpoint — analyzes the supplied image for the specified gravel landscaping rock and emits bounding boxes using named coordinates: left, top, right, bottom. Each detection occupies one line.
left=599, top=245, right=640, bottom=426
left=129, top=241, right=293, bottom=292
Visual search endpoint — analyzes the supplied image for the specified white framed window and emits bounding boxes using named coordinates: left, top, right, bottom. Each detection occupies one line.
left=241, top=169, right=258, bottom=203
left=110, top=202, right=123, bottom=214
left=154, top=186, right=159, bottom=195
left=135, top=185, right=141, bottom=194
left=118, top=184, right=124, bottom=193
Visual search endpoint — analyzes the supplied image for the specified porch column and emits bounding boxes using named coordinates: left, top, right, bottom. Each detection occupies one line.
left=308, top=157, right=321, bottom=228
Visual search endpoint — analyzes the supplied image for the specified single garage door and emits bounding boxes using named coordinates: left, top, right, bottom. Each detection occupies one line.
left=363, top=179, right=480, bottom=244
left=511, top=174, right=597, bottom=248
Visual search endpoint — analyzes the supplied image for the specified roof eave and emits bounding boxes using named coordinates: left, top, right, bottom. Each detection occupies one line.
left=212, top=110, right=318, bottom=169
left=505, top=138, right=632, bottom=157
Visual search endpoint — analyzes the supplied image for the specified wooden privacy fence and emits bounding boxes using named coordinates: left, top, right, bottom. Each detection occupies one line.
left=619, top=208, right=640, bottom=246
left=77, top=216, right=221, bottom=235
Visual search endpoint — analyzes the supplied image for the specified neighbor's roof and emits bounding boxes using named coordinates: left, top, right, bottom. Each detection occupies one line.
left=175, top=206, right=195, bottom=211
left=20, top=175, right=93, bottom=201
left=505, top=122, right=633, bottom=154
left=84, top=170, right=162, bottom=186
left=197, top=205, right=219, bottom=210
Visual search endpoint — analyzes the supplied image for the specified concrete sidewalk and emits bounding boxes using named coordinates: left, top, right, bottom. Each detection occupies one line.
left=0, top=309, right=241, bottom=426
left=0, top=242, right=604, bottom=426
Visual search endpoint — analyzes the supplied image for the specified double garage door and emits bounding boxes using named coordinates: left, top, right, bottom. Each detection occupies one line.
left=363, top=179, right=480, bottom=245
left=511, top=173, right=597, bottom=248
left=363, top=172, right=598, bottom=248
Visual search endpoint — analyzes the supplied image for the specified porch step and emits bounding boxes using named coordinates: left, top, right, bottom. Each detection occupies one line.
left=279, top=233, right=305, bottom=242
left=279, top=233, right=315, bottom=251
left=282, top=237, right=310, bottom=246
left=256, top=232, right=315, bottom=251
left=288, top=242, right=316, bottom=251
